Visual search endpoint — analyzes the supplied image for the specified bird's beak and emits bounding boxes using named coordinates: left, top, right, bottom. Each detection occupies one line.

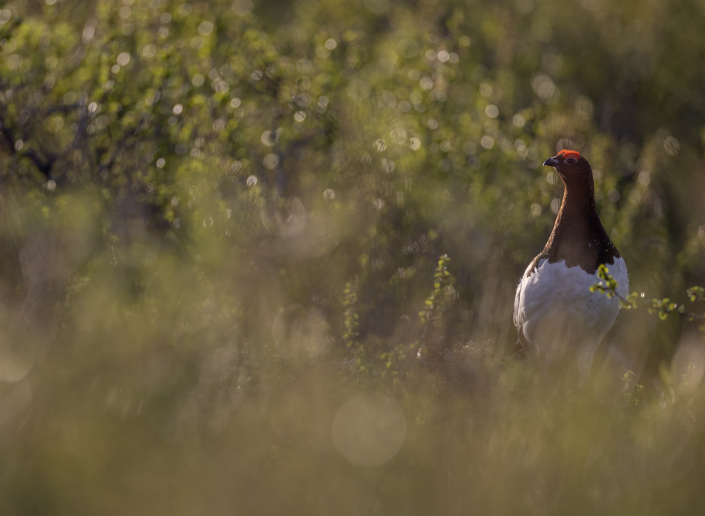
left=543, top=157, right=559, bottom=167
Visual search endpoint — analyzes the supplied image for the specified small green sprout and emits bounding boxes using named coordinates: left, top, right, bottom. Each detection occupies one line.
left=591, top=266, right=705, bottom=329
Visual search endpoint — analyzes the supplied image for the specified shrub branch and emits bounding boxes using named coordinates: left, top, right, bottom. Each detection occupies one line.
left=591, top=264, right=705, bottom=330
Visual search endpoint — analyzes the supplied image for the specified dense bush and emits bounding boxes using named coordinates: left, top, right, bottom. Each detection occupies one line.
left=1, top=0, right=705, bottom=513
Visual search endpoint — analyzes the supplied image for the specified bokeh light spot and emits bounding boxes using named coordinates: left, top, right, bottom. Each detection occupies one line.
left=198, top=21, right=214, bottom=36
left=263, top=154, right=279, bottom=169
left=480, top=135, right=494, bottom=149
left=232, top=0, right=254, bottom=16
left=332, top=396, right=407, bottom=467
left=116, top=52, right=131, bottom=66
left=397, top=39, right=418, bottom=58
left=485, top=104, right=499, bottom=118
left=664, top=136, right=679, bottom=156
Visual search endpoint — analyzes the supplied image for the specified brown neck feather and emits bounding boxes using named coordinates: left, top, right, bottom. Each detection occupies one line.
left=527, top=169, right=621, bottom=276
left=546, top=174, right=599, bottom=257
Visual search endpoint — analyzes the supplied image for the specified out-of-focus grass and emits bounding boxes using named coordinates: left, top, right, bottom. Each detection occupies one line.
left=4, top=323, right=705, bottom=515
left=1, top=0, right=705, bottom=513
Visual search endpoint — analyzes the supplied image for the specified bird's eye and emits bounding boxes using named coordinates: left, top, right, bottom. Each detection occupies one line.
left=565, top=158, right=577, bottom=165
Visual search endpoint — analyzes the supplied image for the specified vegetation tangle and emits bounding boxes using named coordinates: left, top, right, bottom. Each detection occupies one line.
left=1, top=0, right=705, bottom=514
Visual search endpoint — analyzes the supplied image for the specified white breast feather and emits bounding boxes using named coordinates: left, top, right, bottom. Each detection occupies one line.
left=514, top=257, right=628, bottom=377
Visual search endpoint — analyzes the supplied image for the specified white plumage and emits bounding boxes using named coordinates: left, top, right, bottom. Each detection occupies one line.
left=514, top=256, right=628, bottom=378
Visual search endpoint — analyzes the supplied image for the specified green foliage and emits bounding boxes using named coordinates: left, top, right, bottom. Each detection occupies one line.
left=593, top=264, right=705, bottom=328
left=688, top=286, right=705, bottom=303
left=418, top=253, right=454, bottom=325
left=622, top=370, right=644, bottom=408
left=342, top=279, right=368, bottom=375
left=342, top=280, right=359, bottom=346
left=590, top=263, right=619, bottom=299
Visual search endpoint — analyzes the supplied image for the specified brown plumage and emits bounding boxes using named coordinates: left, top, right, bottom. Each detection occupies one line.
left=526, top=150, right=621, bottom=278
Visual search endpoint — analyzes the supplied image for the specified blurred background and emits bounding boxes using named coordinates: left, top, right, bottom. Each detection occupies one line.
left=1, top=0, right=705, bottom=513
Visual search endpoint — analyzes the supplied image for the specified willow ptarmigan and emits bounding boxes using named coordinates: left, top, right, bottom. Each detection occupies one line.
left=513, top=150, right=628, bottom=379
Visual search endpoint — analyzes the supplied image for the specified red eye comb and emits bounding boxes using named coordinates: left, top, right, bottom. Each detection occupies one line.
left=558, top=149, right=581, bottom=160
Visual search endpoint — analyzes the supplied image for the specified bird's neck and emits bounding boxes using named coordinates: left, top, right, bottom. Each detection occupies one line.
left=544, top=176, right=608, bottom=261
left=557, top=177, right=598, bottom=230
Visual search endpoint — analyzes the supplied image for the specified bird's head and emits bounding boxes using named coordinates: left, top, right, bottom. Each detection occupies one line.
left=543, top=150, right=591, bottom=182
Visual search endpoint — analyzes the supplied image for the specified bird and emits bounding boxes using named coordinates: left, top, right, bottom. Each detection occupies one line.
left=513, top=150, right=628, bottom=380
